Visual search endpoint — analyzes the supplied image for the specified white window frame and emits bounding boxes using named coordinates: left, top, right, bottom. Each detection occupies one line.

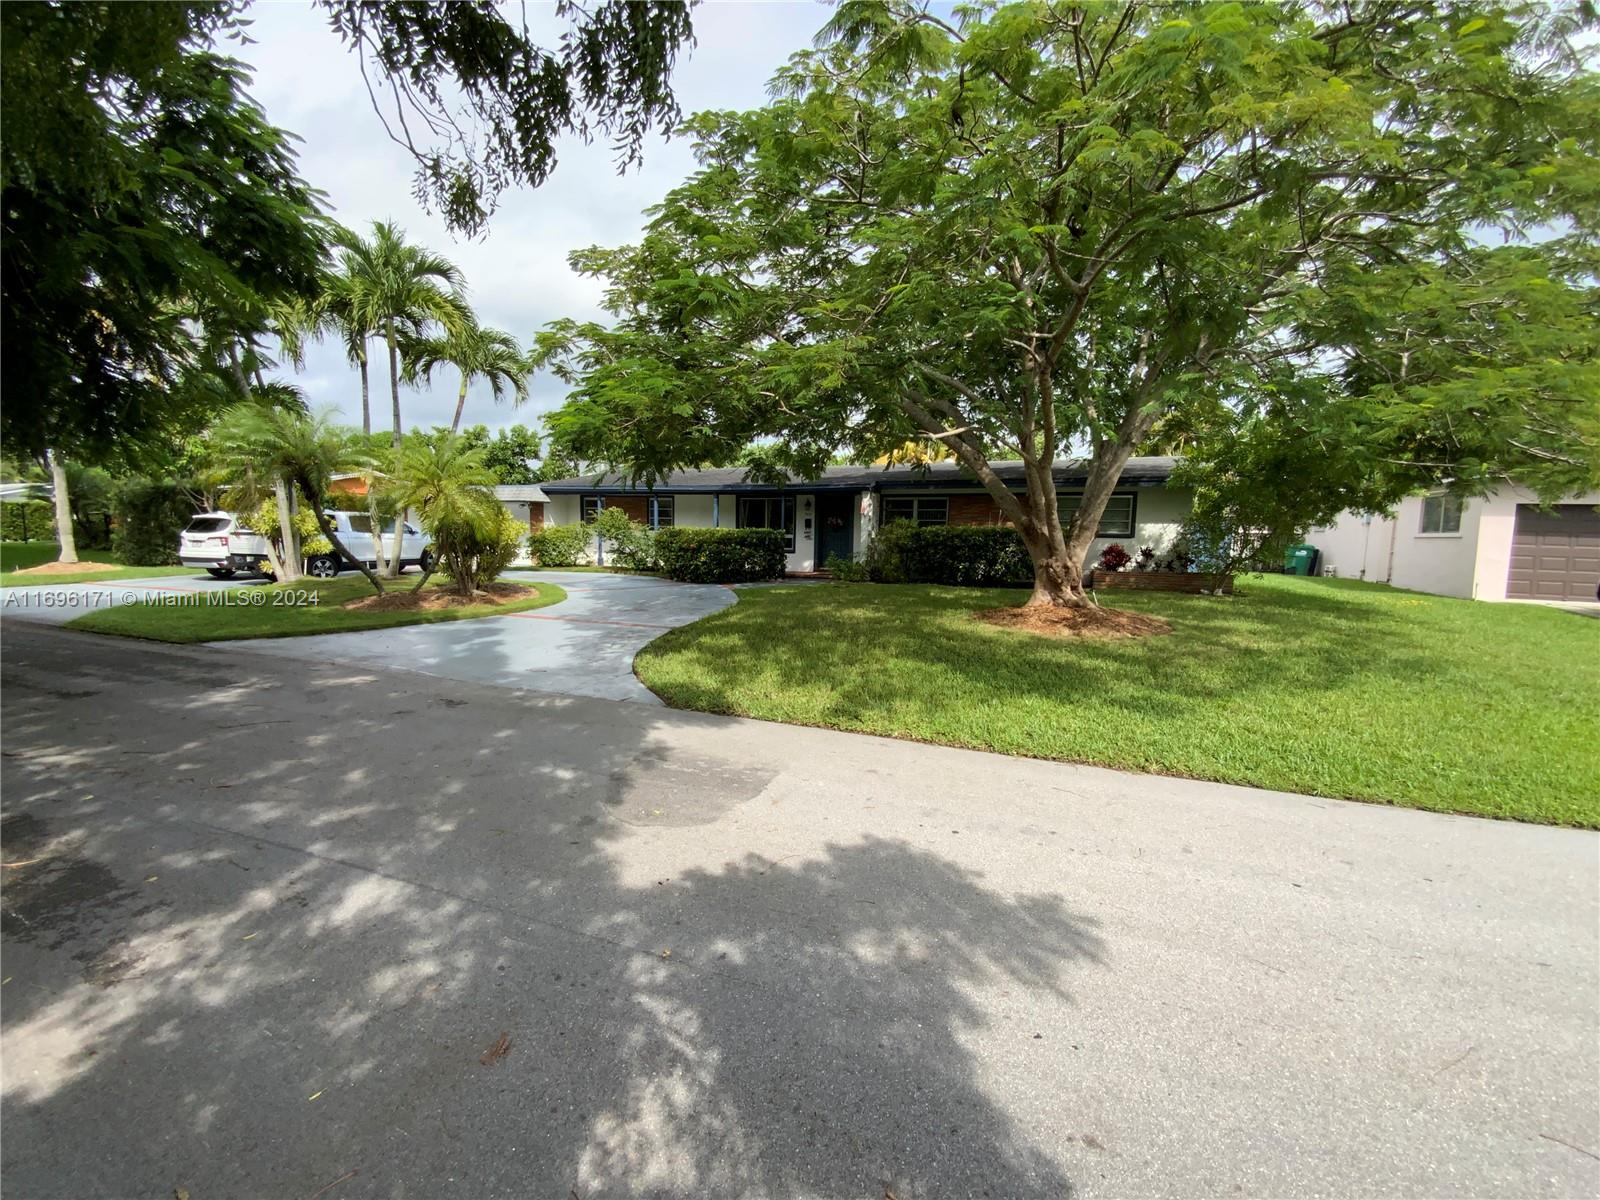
left=881, top=496, right=949, bottom=527
left=1419, top=493, right=1463, bottom=536
left=580, top=495, right=604, bottom=523
left=1058, top=492, right=1135, bottom=538
left=649, top=495, right=675, bottom=529
left=737, top=495, right=796, bottom=551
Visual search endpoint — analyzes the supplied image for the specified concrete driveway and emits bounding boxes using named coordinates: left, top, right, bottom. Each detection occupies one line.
left=230, top=571, right=733, bottom=702
left=1, top=624, right=1595, bottom=1200
left=0, top=570, right=271, bottom=626
left=2, top=570, right=733, bottom=703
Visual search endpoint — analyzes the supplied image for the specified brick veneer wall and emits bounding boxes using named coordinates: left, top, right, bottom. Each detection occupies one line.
left=1092, top=569, right=1232, bottom=595
left=947, top=494, right=1007, bottom=525
left=609, top=496, right=650, bottom=523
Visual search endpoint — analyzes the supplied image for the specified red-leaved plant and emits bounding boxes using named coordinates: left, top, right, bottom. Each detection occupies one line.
left=1098, top=543, right=1132, bottom=571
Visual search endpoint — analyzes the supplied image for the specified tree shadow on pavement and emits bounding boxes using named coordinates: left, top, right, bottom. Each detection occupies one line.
left=0, top=627, right=1104, bottom=1199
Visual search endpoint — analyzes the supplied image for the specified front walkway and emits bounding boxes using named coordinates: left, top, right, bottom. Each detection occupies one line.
left=230, top=571, right=734, bottom=703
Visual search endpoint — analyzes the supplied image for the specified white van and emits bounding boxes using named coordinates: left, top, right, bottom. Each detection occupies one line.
left=178, top=513, right=275, bottom=579
left=306, top=511, right=433, bottom=578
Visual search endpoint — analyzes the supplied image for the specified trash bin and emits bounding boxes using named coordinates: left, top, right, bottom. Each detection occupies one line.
left=1284, top=544, right=1320, bottom=576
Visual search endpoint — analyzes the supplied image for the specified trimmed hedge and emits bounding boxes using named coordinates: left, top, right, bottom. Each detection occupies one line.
left=1, top=500, right=54, bottom=543
left=865, top=522, right=1033, bottom=587
left=527, top=523, right=590, bottom=567
left=655, top=527, right=785, bottom=583
left=111, top=477, right=201, bottom=566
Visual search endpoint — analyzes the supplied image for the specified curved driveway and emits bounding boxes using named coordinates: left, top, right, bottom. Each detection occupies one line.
left=223, top=570, right=734, bottom=703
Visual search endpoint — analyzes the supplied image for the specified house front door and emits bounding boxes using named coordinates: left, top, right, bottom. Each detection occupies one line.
left=817, top=493, right=855, bottom=567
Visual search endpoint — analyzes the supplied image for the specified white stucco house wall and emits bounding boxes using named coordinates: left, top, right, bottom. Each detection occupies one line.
left=1309, top=487, right=1600, bottom=602
left=536, top=457, right=1192, bottom=576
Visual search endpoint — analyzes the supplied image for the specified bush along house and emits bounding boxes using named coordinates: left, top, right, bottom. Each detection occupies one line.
left=535, top=457, right=1192, bottom=577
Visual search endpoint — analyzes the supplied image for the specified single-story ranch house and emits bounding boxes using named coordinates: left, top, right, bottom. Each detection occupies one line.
left=534, top=457, right=1191, bottom=574
left=1310, top=487, right=1600, bottom=602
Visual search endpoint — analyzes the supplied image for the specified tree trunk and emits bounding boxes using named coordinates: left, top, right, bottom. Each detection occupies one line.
left=358, top=344, right=371, bottom=437
left=387, top=511, right=406, bottom=578
left=385, top=318, right=404, bottom=577
left=386, top=317, right=402, bottom=449
left=367, top=491, right=389, bottom=576
left=302, top=479, right=384, bottom=594
left=1022, top=533, right=1091, bottom=608
left=258, top=531, right=288, bottom=583
left=46, top=450, right=78, bottom=563
left=450, top=370, right=469, bottom=432
left=273, top=478, right=300, bottom=582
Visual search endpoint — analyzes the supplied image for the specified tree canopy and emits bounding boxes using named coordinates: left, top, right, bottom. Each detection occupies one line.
left=1, top=1, right=329, bottom=464
left=3, top=0, right=696, bottom=470
left=536, top=0, right=1599, bottom=605
left=318, top=0, right=698, bottom=235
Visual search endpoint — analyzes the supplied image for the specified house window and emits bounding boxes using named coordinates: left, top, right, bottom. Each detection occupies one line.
left=1059, top=493, right=1135, bottom=538
left=580, top=495, right=603, bottom=522
left=737, top=495, right=796, bottom=551
left=649, top=496, right=675, bottom=529
left=881, top=496, right=949, bottom=526
left=1420, top=493, right=1462, bottom=535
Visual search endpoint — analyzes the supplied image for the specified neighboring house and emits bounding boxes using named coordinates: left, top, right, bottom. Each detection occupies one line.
left=1310, top=488, right=1600, bottom=602
left=323, top=476, right=551, bottom=535
left=537, top=457, right=1191, bottom=574
left=493, top=484, right=551, bottom=535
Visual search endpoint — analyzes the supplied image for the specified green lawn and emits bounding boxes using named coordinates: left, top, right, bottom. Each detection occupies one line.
left=0, top=540, right=194, bottom=588
left=67, top=575, right=566, bottom=643
left=635, top=576, right=1600, bottom=827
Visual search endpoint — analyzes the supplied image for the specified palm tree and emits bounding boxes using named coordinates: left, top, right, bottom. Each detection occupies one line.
left=388, top=432, right=502, bottom=595
left=404, top=320, right=529, bottom=433
left=336, top=220, right=469, bottom=448
left=44, top=449, right=78, bottom=563
left=210, top=405, right=385, bottom=594
left=336, top=220, right=469, bottom=575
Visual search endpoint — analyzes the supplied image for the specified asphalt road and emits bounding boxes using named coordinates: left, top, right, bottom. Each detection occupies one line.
left=1, top=623, right=1596, bottom=1199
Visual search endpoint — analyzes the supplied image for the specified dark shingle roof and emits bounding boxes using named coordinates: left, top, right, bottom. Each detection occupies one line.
left=538, top=456, right=1178, bottom=494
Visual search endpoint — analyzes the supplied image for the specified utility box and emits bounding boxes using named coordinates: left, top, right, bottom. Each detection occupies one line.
left=1284, top=544, right=1321, bottom=576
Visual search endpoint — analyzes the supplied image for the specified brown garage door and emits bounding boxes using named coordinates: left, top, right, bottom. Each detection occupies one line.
left=1506, top=505, right=1600, bottom=601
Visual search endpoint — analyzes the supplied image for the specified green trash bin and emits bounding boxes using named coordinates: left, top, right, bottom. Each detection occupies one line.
left=1284, top=544, right=1320, bottom=576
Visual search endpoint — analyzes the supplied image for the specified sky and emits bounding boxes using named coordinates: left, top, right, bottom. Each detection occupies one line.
left=236, top=1, right=832, bottom=438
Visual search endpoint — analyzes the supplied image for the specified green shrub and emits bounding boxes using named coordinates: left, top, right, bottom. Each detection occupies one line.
left=587, top=506, right=659, bottom=570
left=111, top=477, right=203, bottom=565
left=654, top=527, right=785, bottom=583
left=824, top=552, right=870, bottom=582
left=527, top=523, right=590, bottom=567
left=864, top=521, right=1033, bottom=587
left=1, top=500, right=54, bottom=543
left=438, top=506, right=526, bottom=595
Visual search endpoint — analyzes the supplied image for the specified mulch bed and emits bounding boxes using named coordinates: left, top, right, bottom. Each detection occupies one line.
left=974, top=604, right=1173, bottom=640
left=341, top=581, right=532, bottom=613
left=10, top=560, right=122, bottom=575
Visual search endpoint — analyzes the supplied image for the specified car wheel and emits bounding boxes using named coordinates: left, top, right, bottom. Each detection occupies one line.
left=307, top=555, right=340, bottom=579
left=419, top=549, right=435, bottom=573
left=206, top=568, right=236, bottom=579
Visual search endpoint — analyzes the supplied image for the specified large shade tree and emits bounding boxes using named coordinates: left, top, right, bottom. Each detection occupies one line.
left=3, top=0, right=696, bottom=563
left=536, top=0, right=1599, bottom=607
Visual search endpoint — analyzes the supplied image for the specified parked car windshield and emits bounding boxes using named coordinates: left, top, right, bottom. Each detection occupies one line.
left=184, top=517, right=230, bottom=534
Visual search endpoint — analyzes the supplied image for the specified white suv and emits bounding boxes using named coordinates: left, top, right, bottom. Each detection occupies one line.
left=178, top=513, right=275, bottom=579
left=306, top=511, right=433, bottom=578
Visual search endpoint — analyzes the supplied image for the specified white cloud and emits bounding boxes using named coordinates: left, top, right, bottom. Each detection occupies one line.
left=235, top=1, right=829, bottom=435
